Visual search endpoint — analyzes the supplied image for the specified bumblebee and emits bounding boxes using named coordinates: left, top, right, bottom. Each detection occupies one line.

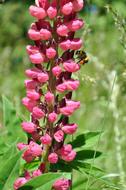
left=76, top=50, right=89, bottom=65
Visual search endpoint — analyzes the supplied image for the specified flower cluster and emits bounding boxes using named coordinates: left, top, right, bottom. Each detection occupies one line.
left=14, top=0, right=84, bottom=189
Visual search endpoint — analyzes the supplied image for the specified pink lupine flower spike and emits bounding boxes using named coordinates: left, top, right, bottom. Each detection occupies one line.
left=14, top=0, right=85, bottom=189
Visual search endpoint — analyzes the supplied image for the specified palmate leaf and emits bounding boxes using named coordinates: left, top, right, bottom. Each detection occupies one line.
left=19, top=173, right=71, bottom=190
left=70, top=161, right=104, bottom=176
left=51, top=157, right=119, bottom=189
left=70, top=161, right=120, bottom=190
left=52, top=160, right=119, bottom=189
left=0, top=150, right=22, bottom=190
left=50, top=145, right=102, bottom=174
left=50, top=159, right=103, bottom=177
left=50, top=161, right=72, bottom=173
left=69, top=131, right=102, bottom=150
left=75, top=149, right=102, bottom=161
left=2, top=96, right=26, bottom=144
left=73, top=178, right=120, bottom=190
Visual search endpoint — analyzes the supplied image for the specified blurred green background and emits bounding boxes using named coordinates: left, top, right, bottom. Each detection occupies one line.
left=0, top=0, right=126, bottom=189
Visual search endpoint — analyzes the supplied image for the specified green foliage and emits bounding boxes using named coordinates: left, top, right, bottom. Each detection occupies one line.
left=0, top=96, right=26, bottom=190
left=22, top=160, right=41, bottom=173
left=75, top=149, right=102, bottom=161
left=69, top=131, right=102, bottom=150
left=0, top=146, right=22, bottom=190
left=1, top=96, right=26, bottom=145
left=0, top=97, right=28, bottom=189
left=19, top=173, right=71, bottom=190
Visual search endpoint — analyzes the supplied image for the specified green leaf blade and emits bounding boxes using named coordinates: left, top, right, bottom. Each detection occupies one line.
left=75, top=150, right=102, bottom=161
left=0, top=151, right=22, bottom=190
left=2, top=96, right=26, bottom=144
left=69, top=131, right=102, bottom=150
left=19, top=173, right=71, bottom=190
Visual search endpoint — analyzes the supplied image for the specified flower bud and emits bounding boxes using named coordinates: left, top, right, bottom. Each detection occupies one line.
left=14, top=177, right=27, bottom=190
left=46, top=47, right=56, bottom=59
left=40, top=29, right=52, bottom=40
left=73, top=0, right=84, bottom=12
left=40, top=133, right=52, bottom=145
left=57, top=24, right=69, bottom=36
left=27, top=90, right=40, bottom=100
left=65, top=80, right=80, bottom=91
left=52, top=66, right=62, bottom=77
left=53, top=178, right=70, bottom=190
left=29, top=5, right=46, bottom=19
left=35, top=0, right=39, bottom=7
left=28, top=28, right=40, bottom=41
left=56, top=83, right=66, bottom=93
left=25, top=68, right=41, bottom=78
left=45, top=92, right=54, bottom=104
left=71, top=38, right=82, bottom=50
left=61, top=150, right=76, bottom=162
left=22, top=149, right=35, bottom=163
left=32, top=106, right=45, bottom=119
left=61, top=2, right=73, bottom=15
left=26, top=45, right=39, bottom=55
left=62, top=123, right=78, bottom=134
left=48, top=112, right=57, bottom=123
left=24, top=171, right=31, bottom=180
left=60, top=144, right=72, bottom=156
left=32, top=131, right=41, bottom=141
left=37, top=72, right=49, bottom=83
left=59, top=40, right=71, bottom=51
left=29, top=141, right=42, bottom=157
left=54, top=130, right=64, bottom=142
left=60, top=144, right=76, bottom=162
left=60, top=106, right=75, bottom=116
left=48, top=153, right=58, bottom=164
left=22, top=97, right=37, bottom=112
left=63, top=59, right=80, bottom=72
left=32, top=169, right=42, bottom=177
left=56, top=80, right=79, bottom=92
left=66, top=100, right=80, bottom=110
left=25, top=80, right=38, bottom=89
left=67, top=19, right=84, bottom=32
left=17, top=143, right=28, bottom=151
left=47, top=6, right=57, bottom=19
left=21, top=122, right=37, bottom=134
left=37, top=0, right=49, bottom=9
left=29, top=52, right=45, bottom=64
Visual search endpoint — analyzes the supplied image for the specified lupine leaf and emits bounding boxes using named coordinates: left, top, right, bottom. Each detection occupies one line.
left=75, top=150, right=102, bottom=161
left=23, top=160, right=41, bottom=172
left=2, top=158, right=21, bottom=190
left=0, top=142, right=18, bottom=163
left=69, top=160, right=104, bottom=176
left=19, top=173, right=71, bottom=190
left=70, top=161, right=120, bottom=190
left=50, top=159, right=72, bottom=172
left=2, top=96, right=26, bottom=143
left=0, top=151, right=22, bottom=190
left=68, top=131, right=102, bottom=150
left=73, top=179, right=88, bottom=190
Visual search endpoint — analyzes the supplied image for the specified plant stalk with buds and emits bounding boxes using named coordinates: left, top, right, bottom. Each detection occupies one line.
left=14, top=0, right=85, bottom=189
